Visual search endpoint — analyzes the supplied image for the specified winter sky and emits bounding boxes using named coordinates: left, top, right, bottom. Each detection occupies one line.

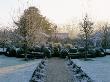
left=0, top=0, right=110, bottom=27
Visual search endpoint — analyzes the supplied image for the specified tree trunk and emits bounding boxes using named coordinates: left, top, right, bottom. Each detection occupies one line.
left=85, top=33, right=88, bottom=60
left=23, top=38, right=28, bottom=61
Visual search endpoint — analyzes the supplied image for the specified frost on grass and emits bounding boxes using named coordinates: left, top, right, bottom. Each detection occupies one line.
left=67, top=59, right=94, bottom=82
left=72, top=56, right=110, bottom=82
left=0, top=55, right=41, bottom=82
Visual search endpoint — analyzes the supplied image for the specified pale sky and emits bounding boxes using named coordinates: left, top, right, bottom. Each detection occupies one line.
left=0, top=0, right=110, bottom=28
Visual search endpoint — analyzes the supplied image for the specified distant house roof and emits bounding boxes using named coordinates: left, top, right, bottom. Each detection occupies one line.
left=39, top=32, right=50, bottom=37
left=51, top=33, right=68, bottom=39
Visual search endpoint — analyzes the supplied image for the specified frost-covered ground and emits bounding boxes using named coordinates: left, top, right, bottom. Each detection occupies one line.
left=72, top=56, right=110, bottom=82
left=0, top=55, right=42, bottom=82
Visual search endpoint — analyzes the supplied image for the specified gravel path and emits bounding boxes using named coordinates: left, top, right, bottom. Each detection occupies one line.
left=46, top=57, right=73, bottom=82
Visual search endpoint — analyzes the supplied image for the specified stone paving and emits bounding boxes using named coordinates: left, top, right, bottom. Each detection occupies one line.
left=46, top=57, right=73, bottom=82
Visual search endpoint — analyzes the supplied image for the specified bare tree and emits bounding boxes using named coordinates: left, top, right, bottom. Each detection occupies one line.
left=0, top=28, right=11, bottom=50
left=79, top=14, right=94, bottom=59
left=101, top=23, right=110, bottom=50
